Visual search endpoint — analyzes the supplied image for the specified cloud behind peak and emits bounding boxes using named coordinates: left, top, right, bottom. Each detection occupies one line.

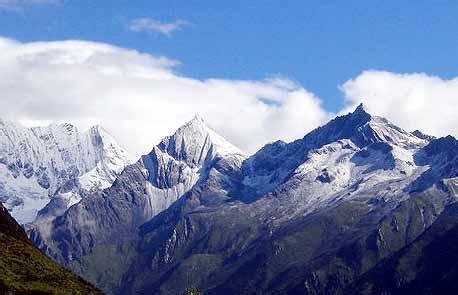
left=0, top=37, right=330, bottom=157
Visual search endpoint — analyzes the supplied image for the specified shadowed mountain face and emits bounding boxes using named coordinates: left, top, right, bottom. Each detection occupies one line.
left=27, top=105, right=457, bottom=295
left=348, top=192, right=458, bottom=295
left=0, top=203, right=102, bottom=295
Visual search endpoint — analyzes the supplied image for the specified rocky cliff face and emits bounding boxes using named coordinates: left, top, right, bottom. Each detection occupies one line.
left=0, top=119, right=132, bottom=223
left=119, top=106, right=456, bottom=295
left=27, top=106, right=458, bottom=295
left=28, top=116, right=246, bottom=293
left=348, top=182, right=458, bottom=295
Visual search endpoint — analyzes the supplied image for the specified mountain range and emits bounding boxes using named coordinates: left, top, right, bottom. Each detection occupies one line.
left=0, top=119, right=132, bottom=224
left=0, top=105, right=457, bottom=294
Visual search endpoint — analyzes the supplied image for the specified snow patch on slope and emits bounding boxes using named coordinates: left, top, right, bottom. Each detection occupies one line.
left=0, top=165, right=49, bottom=224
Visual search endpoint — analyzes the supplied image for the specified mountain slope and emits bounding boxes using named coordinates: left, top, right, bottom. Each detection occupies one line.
left=347, top=148, right=458, bottom=295
left=119, top=106, right=456, bottom=295
left=28, top=106, right=457, bottom=295
left=348, top=179, right=458, bottom=295
left=0, top=203, right=102, bottom=294
left=242, top=103, right=426, bottom=199
left=0, top=119, right=132, bottom=223
left=29, top=116, right=246, bottom=293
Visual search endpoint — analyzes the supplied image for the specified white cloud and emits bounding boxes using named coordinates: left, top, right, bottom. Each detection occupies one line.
left=128, top=18, right=188, bottom=36
left=0, top=0, right=57, bottom=9
left=0, top=37, right=331, bottom=157
left=341, top=70, right=458, bottom=138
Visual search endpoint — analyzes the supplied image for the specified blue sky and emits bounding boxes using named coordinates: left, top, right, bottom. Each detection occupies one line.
left=0, top=1, right=457, bottom=156
left=2, top=0, right=458, bottom=112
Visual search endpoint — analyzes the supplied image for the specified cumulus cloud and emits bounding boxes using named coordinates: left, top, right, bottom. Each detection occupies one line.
left=0, top=37, right=331, bottom=157
left=128, top=18, right=188, bottom=36
left=341, top=70, right=458, bottom=138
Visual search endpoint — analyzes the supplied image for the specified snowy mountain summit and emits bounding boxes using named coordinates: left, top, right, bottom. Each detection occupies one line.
left=158, top=114, right=244, bottom=166
left=0, top=120, right=132, bottom=223
left=28, top=115, right=246, bottom=264
left=242, top=103, right=430, bottom=199
left=26, top=106, right=458, bottom=295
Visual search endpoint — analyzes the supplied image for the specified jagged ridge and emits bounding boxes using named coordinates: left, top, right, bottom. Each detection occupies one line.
left=0, top=119, right=132, bottom=223
left=28, top=116, right=246, bottom=293
left=25, top=106, right=457, bottom=295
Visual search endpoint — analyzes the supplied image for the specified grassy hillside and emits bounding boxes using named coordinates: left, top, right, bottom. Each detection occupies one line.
left=0, top=204, right=102, bottom=295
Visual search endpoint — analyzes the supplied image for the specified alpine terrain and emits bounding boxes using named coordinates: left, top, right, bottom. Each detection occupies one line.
left=0, top=202, right=102, bottom=294
left=0, top=119, right=132, bottom=224
left=25, top=105, right=457, bottom=294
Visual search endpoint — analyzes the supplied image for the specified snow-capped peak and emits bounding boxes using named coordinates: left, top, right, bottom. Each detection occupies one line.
left=77, top=125, right=133, bottom=191
left=190, top=114, right=206, bottom=124
left=353, top=102, right=369, bottom=114
left=304, top=104, right=427, bottom=150
left=86, top=124, right=134, bottom=163
left=157, top=115, right=245, bottom=167
left=0, top=119, right=132, bottom=223
left=364, top=116, right=427, bottom=149
left=242, top=104, right=431, bottom=199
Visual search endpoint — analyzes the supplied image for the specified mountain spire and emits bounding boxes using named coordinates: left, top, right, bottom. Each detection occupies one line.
left=190, top=114, right=205, bottom=123
left=302, top=103, right=427, bottom=149
left=157, top=115, right=244, bottom=168
left=354, top=103, right=368, bottom=113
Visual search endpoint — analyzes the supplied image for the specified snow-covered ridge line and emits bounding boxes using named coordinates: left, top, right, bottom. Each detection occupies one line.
left=0, top=105, right=436, bottom=225
left=241, top=103, right=432, bottom=198
left=157, top=114, right=245, bottom=168
left=0, top=118, right=132, bottom=223
left=27, top=114, right=248, bottom=264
